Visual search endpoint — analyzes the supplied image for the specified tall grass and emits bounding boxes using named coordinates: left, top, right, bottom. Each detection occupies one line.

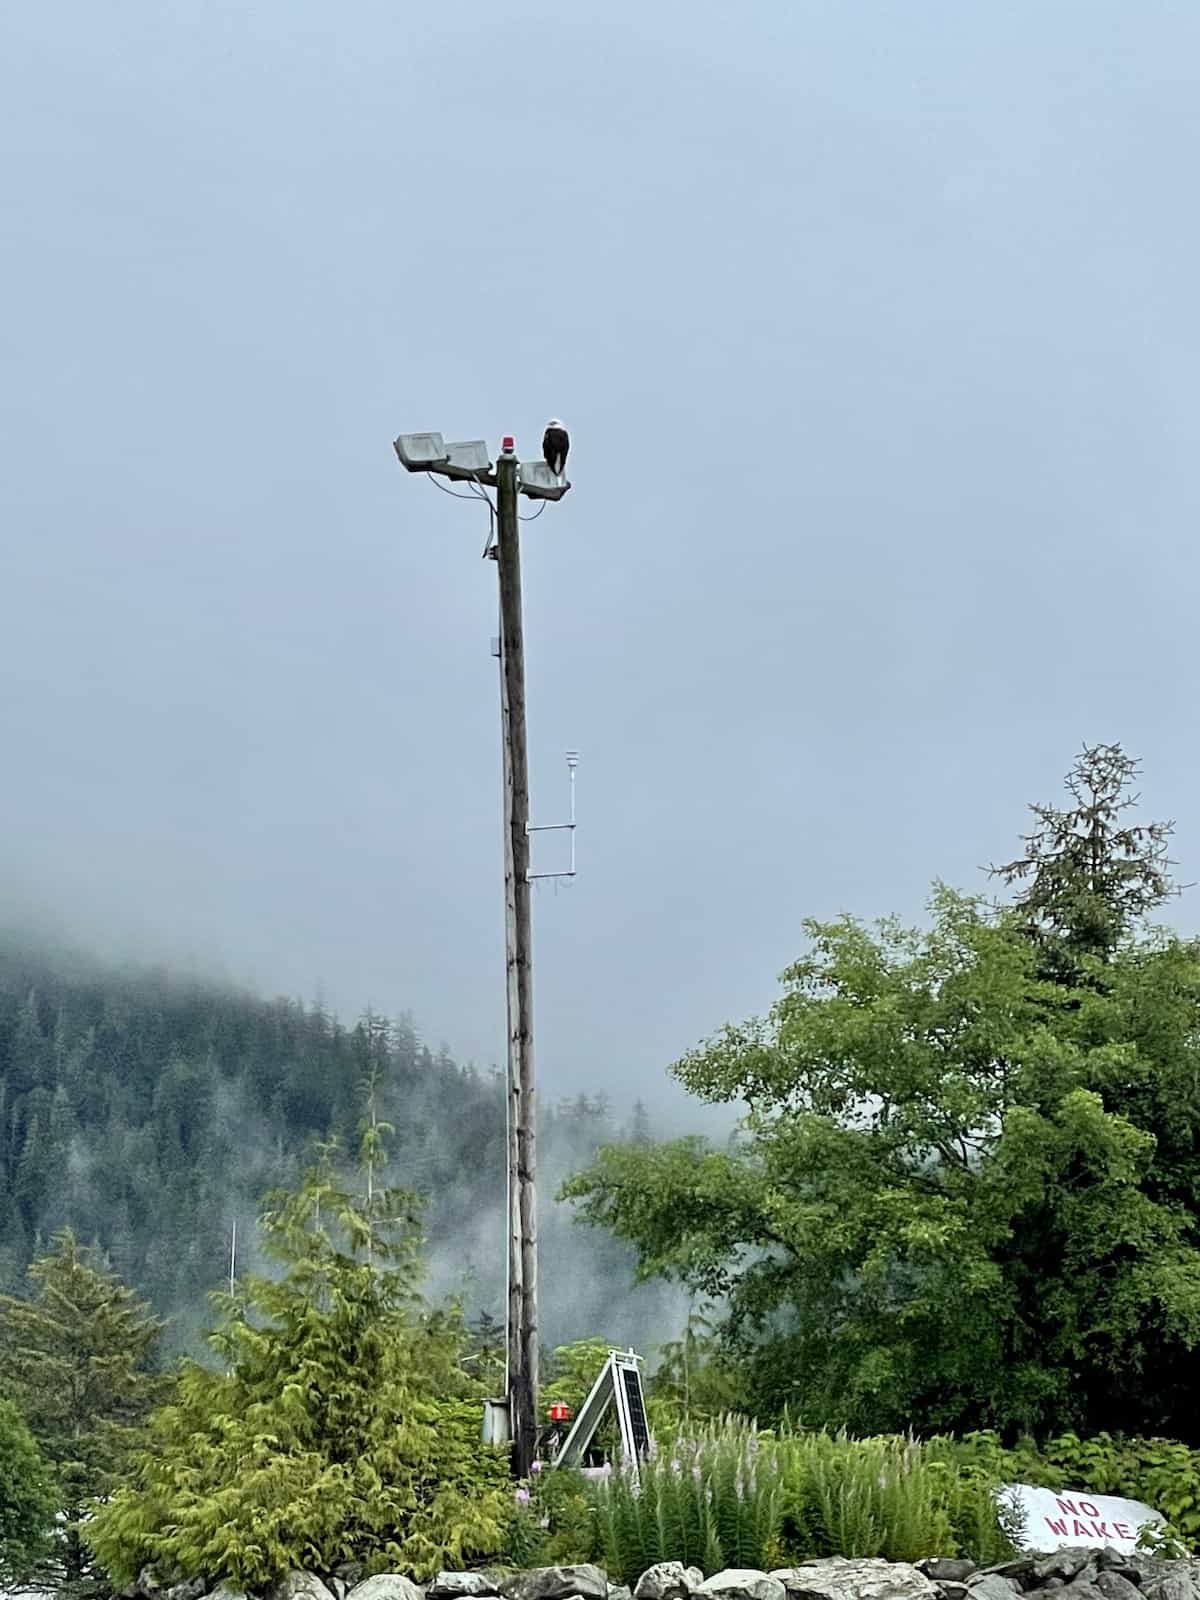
left=585, top=1419, right=1014, bottom=1584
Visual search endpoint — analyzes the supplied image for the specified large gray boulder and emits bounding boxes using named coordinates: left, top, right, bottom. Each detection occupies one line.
left=165, top=1582, right=208, bottom=1600
left=698, top=1574, right=785, bottom=1600
left=636, top=1567, right=705, bottom=1600
left=347, top=1579, right=424, bottom=1600
left=1143, top=1577, right=1200, bottom=1600
left=429, top=1580, right=501, bottom=1600
left=968, top=1580, right=1021, bottom=1600
left=501, top=1568, right=609, bottom=1600
left=919, top=1567, right=978, bottom=1588
left=772, top=1560, right=936, bottom=1600
left=271, top=1577, right=337, bottom=1600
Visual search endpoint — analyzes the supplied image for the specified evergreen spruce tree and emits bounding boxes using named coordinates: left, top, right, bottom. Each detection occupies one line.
left=990, top=742, right=1178, bottom=976
left=0, top=1230, right=168, bottom=1597
left=0, top=1395, right=58, bottom=1585
left=85, top=1142, right=512, bottom=1589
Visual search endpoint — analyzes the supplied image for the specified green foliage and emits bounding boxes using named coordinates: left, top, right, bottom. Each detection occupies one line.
left=543, top=1339, right=618, bottom=1415
left=649, top=1307, right=744, bottom=1431
left=586, top=1418, right=1014, bottom=1584
left=85, top=1154, right=512, bottom=1587
left=505, top=1465, right=597, bottom=1569
left=0, top=1228, right=168, bottom=1596
left=931, top=1429, right=1200, bottom=1552
left=0, top=1396, right=58, bottom=1585
left=564, top=753, right=1200, bottom=1441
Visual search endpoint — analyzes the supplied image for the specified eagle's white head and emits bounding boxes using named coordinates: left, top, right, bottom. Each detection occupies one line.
left=545, top=418, right=565, bottom=431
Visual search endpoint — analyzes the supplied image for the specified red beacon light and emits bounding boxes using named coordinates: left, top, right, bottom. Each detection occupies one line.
left=548, top=1403, right=571, bottom=1424
left=500, top=435, right=516, bottom=455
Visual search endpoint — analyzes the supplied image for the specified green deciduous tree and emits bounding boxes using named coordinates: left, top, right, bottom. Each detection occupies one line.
left=85, top=1148, right=512, bottom=1588
left=563, top=751, right=1200, bottom=1443
left=0, top=1396, right=58, bottom=1585
left=0, top=1229, right=168, bottom=1596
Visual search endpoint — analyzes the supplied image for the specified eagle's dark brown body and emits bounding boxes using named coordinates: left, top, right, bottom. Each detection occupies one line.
left=542, top=423, right=569, bottom=477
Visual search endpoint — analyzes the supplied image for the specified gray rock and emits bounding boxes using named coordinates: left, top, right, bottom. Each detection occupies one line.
left=348, top=1580, right=424, bottom=1600
left=968, top=1579, right=1021, bottom=1600
left=1098, top=1576, right=1143, bottom=1600
left=207, top=1584, right=249, bottom=1600
left=429, top=1580, right=501, bottom=1600
left=501, top=1569, right=609, bottom=1600
left=770, top=1563, right=935, bottom=1600
left=331, top=1584, right=347, bottom=1600
left=1056, top=1583, right=1106, bottom=1600
left=979, top=1566, right=1033, bottom=1587
left=1034, top=1558, right=1093, bottom=1587
left=636, top=1568, right=705, bottom=1600
left=1143, top=1577, right=1199, bottom=1600
left=609, top=1588, right=633, bottom=1600
left=938, top=1585, right=969, bottom=1600
left=919, top=1568, right=978, bottom=1588
left=1115, top=1564, right=1163, bottom=1591
left=1096, top=1558, right=1137, bottom=1580
left=165, top=1582, right=207, bottom=1600
left=272, top=1576, right=337, bottom=1600
left=697, top=1576, right=785, bottom=1600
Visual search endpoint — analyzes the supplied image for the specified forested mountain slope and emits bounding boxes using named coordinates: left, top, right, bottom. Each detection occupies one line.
left=0, top=929, right=682, bottom=1351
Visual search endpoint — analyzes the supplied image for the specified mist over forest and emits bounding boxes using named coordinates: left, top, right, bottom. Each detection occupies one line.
left=0, top=925, right=694, bottom=1356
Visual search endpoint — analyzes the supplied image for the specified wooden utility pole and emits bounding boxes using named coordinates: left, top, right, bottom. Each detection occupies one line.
left=394, top=425, right=569, bottom=1479
left=495, top=448, right=538, bottom=1478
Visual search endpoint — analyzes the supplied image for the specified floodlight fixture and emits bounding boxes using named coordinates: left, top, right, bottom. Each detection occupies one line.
left=393, top=432, right=449, bottom=472
left=442, top=440, right=495, bottom=482
left=518, top=461, right=571, bottom=501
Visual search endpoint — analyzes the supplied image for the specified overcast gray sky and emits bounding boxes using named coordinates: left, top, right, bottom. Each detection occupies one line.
left=3, top=1, right=1199, bottom=1114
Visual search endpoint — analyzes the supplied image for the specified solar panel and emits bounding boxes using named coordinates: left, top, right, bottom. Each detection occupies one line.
left=551, top=1349, right=652, bottom=1469
left=621, top=1364, right=651, bottom=1454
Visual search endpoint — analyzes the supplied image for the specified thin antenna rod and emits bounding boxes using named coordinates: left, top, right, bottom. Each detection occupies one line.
left=568, top=750, right=578, bottom=877
left=229, top=1219, right=237, bottom=1295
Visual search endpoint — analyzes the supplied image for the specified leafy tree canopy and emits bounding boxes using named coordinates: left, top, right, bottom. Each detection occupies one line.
left=563, top=750, right=1200, bottom=1442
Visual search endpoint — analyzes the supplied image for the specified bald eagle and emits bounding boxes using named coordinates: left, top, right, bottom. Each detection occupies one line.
left=542, top=419, right=569, bottom=479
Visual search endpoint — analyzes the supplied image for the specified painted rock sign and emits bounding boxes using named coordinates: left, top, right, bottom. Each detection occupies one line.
left=1006, top=1484, right=1163, bottom=1552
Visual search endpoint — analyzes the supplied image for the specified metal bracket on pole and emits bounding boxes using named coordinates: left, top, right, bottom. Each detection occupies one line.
left=527, top=751, right=578, bottom=881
